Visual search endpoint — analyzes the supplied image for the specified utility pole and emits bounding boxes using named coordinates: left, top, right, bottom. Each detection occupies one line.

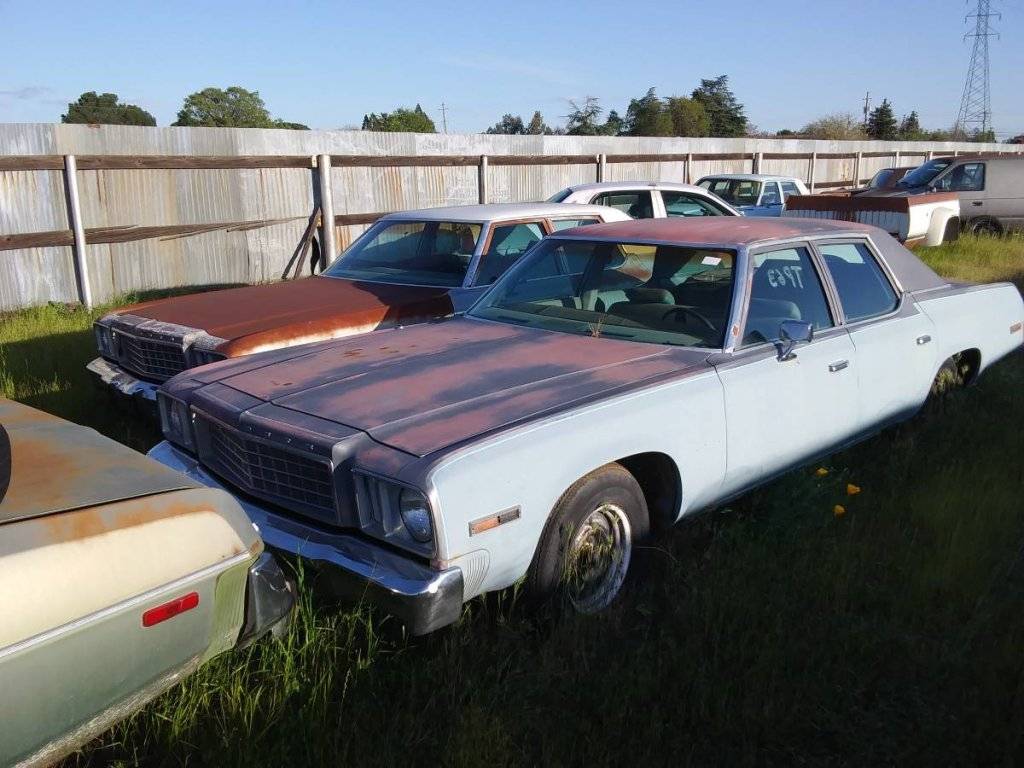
left=862, top=91, right=871, bottom=127
left=439, top=102, right=449, bottom=134
left=955, top=0, right=999, bottom=138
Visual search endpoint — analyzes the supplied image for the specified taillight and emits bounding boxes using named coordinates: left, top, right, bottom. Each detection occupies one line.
left=142, top=592, right=199, bottom=627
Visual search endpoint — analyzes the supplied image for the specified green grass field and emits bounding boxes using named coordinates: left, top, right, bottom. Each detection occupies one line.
left=2, top=236, right=1022, bottom=767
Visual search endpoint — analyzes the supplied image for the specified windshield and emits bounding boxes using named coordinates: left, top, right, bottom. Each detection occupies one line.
left=546, top=188, right=572, bottom=203
left=324, top=220, right=481, bottom=287
left=697, top=178, right=762, bottom=207
left=897, top=158, right=952, bottom=189
left=469, top=238, right=736, bottom=348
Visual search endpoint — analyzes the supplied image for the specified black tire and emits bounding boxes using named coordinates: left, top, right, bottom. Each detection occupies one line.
left=526, top=463, right=650, bottom=614
left=969, top=218, right=1001, bottom=237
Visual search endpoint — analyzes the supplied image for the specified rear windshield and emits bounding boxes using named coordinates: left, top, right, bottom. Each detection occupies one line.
left=325, top=220, right=481, bottom=287
left=469, top=238, right=736, bottom=348
left=546, top=188, right=573, bottom=203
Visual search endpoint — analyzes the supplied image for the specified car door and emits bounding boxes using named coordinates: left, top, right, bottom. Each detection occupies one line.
left=748, top=181, right=784, bottom=217
left=714, top=243, right=859, bottom=496
left=814, top=239, right=937, bottom=429
left=933, top=161, right=988, bottom=224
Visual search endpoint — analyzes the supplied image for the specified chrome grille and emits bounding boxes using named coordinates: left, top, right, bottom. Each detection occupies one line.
left=115, top=333, right=188, bottom=381
left=195, top=414, right=336, bottom=520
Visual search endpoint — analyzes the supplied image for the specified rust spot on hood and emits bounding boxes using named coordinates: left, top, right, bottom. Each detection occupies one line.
left=108, top=276, right=454, bottom=358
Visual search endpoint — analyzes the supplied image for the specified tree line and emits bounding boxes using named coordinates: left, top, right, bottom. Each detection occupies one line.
left=60, top=82, right=1000, bottom=142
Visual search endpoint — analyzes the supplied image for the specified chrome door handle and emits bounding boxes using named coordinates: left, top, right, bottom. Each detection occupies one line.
left=916, top=335, right=932, bottom=345
left=828, top=360, right=849, bottom=372
left=971, top=201, right=983, bottom=206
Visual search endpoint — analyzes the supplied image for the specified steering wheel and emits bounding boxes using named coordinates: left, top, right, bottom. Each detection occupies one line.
left=662, top=305, right=716, bottom=333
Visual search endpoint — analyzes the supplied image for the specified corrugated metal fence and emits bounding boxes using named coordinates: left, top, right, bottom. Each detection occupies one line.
left=0, top=123, right=1018, bottom=311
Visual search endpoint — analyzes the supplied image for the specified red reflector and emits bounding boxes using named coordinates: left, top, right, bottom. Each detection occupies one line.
left=142, top=592, right=199, bottom=627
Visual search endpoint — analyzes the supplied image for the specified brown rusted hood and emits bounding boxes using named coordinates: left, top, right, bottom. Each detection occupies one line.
left=0, top=399, right=194, bottom=525
left=199, top=318, right=699, bottom=457
left=116, top=277, right=454, bottom=356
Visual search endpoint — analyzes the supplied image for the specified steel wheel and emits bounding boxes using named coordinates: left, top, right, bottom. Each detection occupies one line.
left=564, top=502, right=633, bottom=613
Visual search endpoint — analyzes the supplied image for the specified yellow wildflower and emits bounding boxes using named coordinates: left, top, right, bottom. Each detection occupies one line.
left=833, top=504, right=846, bottom=517
left=815, top=467, right=829, bottom=477
left=846, top=483, right=862, bottom=496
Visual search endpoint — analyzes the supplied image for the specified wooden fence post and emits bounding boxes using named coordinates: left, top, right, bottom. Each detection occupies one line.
left=853, top=151, right=862, bottom=187
left=478, top=155, right=489, bottom=203
left=317, top=154, right=336, bottom=263
left=597, top=153, right=606, bottom=183
left=685, top=152, right=693, bottom=183
left=808, top=152, right=817, bottom=193
left=62, top=154, right=93, bottom=309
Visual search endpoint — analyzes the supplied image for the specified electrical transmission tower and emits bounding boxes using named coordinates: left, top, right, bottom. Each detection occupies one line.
left=954, top=0, right=999, bottom=137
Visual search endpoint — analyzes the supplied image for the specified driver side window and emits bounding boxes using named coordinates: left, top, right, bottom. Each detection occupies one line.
left=742, top=247, right=834, bottom=346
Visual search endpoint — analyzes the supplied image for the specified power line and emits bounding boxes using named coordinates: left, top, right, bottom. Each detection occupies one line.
left=955, top=0, right=1000, bottom=137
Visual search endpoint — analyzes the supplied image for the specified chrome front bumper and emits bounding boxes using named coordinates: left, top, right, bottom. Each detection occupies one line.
left=238, top=552, right=295, bottom=648
left=148, top=441, right=464, bottom=635
left=86, top=357, right=160, bottom=403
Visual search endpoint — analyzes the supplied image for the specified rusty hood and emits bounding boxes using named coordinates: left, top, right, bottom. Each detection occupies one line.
left=192, top=318, right=699, bottom=457
left=0, top=399, right=194, bottom=525
left=116, top=277, right=455, bottom=356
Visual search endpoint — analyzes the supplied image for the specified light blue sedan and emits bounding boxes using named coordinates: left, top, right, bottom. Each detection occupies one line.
left=697, top=174, right=809, bottom=217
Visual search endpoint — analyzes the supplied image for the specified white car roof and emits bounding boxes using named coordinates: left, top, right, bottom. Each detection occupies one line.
left=382, top=202, right=630, bottom=223
left=696, top=174, right=804, bottom=184
left=560, top=181, right=713, bottom=195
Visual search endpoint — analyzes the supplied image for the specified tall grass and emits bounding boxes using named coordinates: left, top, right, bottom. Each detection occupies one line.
left=1, top=239, right=1021, bottom=766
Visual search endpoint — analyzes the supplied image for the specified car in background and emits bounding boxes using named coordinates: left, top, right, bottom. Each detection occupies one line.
left=88, top=203, right=629, bottom=405
left=696, top=174, right=809, bottom=216
left=0, top=398, right=293, bottom=766
left=870, top=155, right=1024, bottom=235
left=547, top=181, right=740, bottom=219
left=855, top=166, right=917, bottom=194
left=148, top=217, right=1023, bottom=634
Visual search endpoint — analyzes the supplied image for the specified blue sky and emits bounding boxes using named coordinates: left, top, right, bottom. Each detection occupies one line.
left=1, top=0, right=1021, bottom=137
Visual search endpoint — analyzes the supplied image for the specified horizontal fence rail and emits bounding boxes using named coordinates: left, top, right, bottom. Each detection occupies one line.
left=0, top=125, right=1020, bottom=311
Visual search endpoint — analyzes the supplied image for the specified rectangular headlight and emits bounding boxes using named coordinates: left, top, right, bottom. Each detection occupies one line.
left=157, top=392, right=196, bottom=452
left=93, top=322, right=115, bottom=358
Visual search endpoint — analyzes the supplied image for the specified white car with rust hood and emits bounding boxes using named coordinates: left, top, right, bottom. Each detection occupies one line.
left=149, top=217, right=1023, bottom=634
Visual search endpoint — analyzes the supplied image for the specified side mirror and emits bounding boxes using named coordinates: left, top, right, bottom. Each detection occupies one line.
left=777, top=320, right=813, bottom=361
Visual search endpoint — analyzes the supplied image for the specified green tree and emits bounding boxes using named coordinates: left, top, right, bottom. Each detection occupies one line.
left=801, top=113, right=868, bottom=140
left=898, top=111, right=923, bottom=140
left=485, top=114, right=526, bottom=135
left=602, top=109, right=624, bottom=136
left=174, top=86, right=280, bottom=128
left=272, top=120, right=310, bottom=130
left=691, top=75, right=747, bottom=137
left=61, top=92, right=156, bottom=126
left=623, top=87, right=673, bottom=136
left=565, top=97, right=604, bottom=136
left=666, top=96, right=709, bottom=137
left=866, top=99, right=898, bottom=140
left=362, top=104, right=436, bottom=133
left=526, top=111, right=550, bottom=135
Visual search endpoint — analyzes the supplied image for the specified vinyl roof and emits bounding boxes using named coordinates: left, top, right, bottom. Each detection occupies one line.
left=550, top=215, right=877, bottom=247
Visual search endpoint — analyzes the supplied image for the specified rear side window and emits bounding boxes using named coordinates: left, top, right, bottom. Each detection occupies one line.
left=781, top=181, right=803, bottom=199
left=819, top=242, right=898, bottom=322
left=743, top=247, right=833, bottom=346
left=474, top=222, right=545, bottom=285
left=550, top=217, right=601, bottom=231
left=661, top=191, right=726, bottom=217
left=591, top=191, right=654, bottom=218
